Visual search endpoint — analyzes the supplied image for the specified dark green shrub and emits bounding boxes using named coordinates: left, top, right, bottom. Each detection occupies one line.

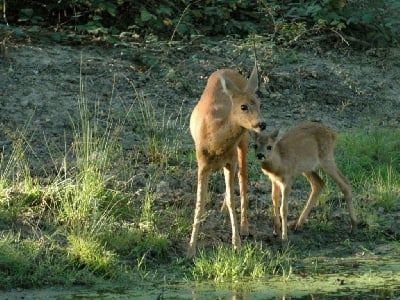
left=2, top=1, right=399, bottom=45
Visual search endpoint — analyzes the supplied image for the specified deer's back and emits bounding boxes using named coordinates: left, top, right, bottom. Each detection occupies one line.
left=277, top=122, right=337, bottom=172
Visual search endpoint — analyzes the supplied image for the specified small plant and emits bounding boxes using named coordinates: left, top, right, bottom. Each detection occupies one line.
left=126, top=84, right=187, bottom=168
left=140, top=181, right=156, bottom=231
left=0, top=232, right=89, bottom=288
left=67, top=233, right=118, bottom=278
left=362, top=165, right=399, bottom=212
left=0, top=233, right=33, bottom=287
left=58, top=74, right=120, bottom=228
left=191, top=243, right=294, bottom=281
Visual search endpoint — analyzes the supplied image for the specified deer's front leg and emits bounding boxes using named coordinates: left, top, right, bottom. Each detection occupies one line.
left=187, top=167, right=210, bottom=258
left=237, top=134, right=249, bottom=236
left=271, top=180, right=281, bottom=236
left=224, top=163, right=241, bottom=250
left=280, top=183, right=291, bottom=242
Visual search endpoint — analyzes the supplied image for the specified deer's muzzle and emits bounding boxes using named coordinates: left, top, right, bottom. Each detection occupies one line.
left=256, top=153, right=265, bottom=160
left=259, top=121, right=267, bottom=131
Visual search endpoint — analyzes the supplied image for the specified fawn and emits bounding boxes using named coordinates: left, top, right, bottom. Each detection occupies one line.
left=187, top=65, right=267, bottom=258
left=254, top=121, right=357, bottom=242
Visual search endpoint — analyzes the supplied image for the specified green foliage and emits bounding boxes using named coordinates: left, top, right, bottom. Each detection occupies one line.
left=6, top=0, right=398, bottom=46
left=280, top=0, right=400, bottom=45
left=56, top=77, right=120, bottom=228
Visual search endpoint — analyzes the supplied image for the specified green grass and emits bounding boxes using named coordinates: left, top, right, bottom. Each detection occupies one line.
left=66, top=233, right=118, bottom=277
left=336, top=127, right=400, bottom=189
left=192, top=243, right=294, bottom=282
left=125, top=82, right=190, bottom=168
left=335, top=128, right=400, bottom=234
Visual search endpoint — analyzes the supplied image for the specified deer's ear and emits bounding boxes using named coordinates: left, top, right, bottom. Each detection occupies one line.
left=270, top=129, right=280, bottom=141
left=272, top=128, right=287, bottom=143
left=244, top=64, right=258, bottom=95
left=218, top=71, right=240, bottom=97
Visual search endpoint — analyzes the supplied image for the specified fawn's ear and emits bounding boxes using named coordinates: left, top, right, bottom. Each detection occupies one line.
left=218, top=71, right=240, bottom=97
left=244, top=64, right=258, bottom=95
left=249, top=130, right=258, bottom=140
left=269, top=129, right=280, bottom=141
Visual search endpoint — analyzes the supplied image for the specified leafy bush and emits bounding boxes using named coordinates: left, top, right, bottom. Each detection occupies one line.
left=279, top=0, right=400, bottom=46
left=2, top=0, right=399, bottom=45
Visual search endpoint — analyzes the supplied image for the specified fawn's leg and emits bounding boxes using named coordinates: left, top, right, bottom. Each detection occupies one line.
left=296, top=171, right=324, bottom=230
left=280, top=183, right=291, bottom=242
left=323, top=163, right=357, bottom=230
left=271, top=180, right=281, bottom=236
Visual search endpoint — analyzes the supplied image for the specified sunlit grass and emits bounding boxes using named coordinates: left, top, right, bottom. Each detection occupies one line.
left=192, top=243, right=294, bottom=282
left=67, top=233, right=118, bottom=277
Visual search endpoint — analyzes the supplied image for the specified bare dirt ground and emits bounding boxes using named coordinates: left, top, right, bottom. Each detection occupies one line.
left=2, top=39, right=399, bottom=159
left=1, top=35, right=400, bottom=259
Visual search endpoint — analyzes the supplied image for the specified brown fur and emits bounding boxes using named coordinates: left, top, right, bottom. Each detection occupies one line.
left=187, top=66, right=267, bottom=258
left=254, top=121, right=357, bottom=242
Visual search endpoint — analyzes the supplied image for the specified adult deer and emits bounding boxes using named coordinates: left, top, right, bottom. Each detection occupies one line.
left=187, top=65, right=267, bottom=258
left=254, top=121, right=357, bottom=242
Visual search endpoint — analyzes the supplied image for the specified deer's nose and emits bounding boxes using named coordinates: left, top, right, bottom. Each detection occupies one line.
left=259, top=121, right=266, bottom=131
left=256, top=153, right=265, bottom=160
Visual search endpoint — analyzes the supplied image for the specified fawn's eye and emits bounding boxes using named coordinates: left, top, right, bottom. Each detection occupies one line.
left=253, top=144, right=258, bottom=149
left=266, top=145, right=272, bottom=151
left=241, top=104, right=248, bottom=111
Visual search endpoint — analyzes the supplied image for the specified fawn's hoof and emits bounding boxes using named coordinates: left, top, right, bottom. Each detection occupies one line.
left=240, top=233, right=254, bottom=241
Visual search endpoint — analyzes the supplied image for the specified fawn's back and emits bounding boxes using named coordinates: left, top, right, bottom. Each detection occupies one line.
left=259, top=122, right=337, bottom=176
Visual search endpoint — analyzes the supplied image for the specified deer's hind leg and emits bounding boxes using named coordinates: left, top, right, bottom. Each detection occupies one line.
left=322, top=162, right=357, bottom=230
left=295, top=171, right=324, bottom=231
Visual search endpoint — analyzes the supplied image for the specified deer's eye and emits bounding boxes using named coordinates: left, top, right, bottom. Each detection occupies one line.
left=241, top=104, right=248, bottom=111
left=266, top=145, right=272, bottom=151
left=253, top=144, right=258, bottom=149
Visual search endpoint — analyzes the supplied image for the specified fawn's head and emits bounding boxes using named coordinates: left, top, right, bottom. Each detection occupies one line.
left=218, top=66, right=266, bottom=133
left=254, top=129, right=280, bottom=161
